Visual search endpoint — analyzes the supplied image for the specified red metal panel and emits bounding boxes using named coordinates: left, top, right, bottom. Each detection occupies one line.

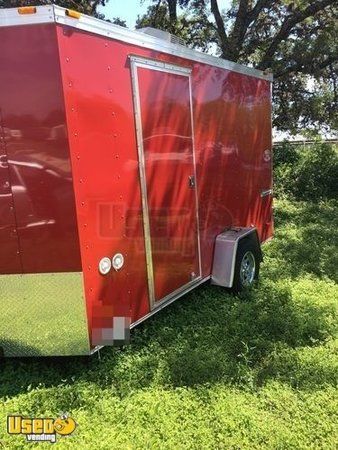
left=56, top=23, right=273, bottom=338
left=0, top=24, right=81, bottom=274
left=56, top=25, right=146, bottom=341
left=0, top=117, right=21, bottom=274
left=136, top=67, right=200, bottom=301
left=191, top=67, right=273, bottom=273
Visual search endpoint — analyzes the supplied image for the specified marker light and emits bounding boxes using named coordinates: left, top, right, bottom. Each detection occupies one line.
left=99, top=257, right=112, bottom=275
left=112, top=253, right=124, bottom=271
left=18, top=7, right=37, bottom=14
left=65, top=9, right=82, bottom=19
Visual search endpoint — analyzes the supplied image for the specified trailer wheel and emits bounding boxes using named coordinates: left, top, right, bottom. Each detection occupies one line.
left=232, top=239, right=260, bottom=292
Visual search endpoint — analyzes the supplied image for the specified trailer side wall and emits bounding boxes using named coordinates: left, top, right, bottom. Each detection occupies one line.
left=56, top=24, right=273, bottom=344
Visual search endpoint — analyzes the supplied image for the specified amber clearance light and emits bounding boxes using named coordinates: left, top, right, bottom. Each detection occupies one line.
left=65, top=9, right=82, bottom=19
left=18, top=6, right=37, bottom=14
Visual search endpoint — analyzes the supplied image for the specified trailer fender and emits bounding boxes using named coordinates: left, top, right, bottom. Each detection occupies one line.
left=211, top=228, right=262, bottom=288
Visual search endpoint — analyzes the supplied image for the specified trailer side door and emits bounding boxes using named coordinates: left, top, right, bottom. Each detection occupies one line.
left=130, top=57, right=201, bottom=309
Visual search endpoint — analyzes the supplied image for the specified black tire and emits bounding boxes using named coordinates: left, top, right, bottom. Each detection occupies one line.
left=232, top=238, right=260, bottom=293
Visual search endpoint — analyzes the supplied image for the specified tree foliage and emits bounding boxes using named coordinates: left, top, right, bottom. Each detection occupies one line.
left=137, top=0, right=338, bottom=133
left=274, top=141, right=338, bottom=200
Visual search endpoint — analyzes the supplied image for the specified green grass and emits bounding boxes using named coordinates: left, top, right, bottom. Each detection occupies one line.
left=0, top=199, right=337, bottom=449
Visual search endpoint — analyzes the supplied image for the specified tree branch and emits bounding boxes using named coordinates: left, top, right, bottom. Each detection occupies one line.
left=90, top=0, right=101, bottom=13
left=258, top=0, right=337, bottom=70
left=210, top=0, right=230, bottom=58
left=230, top=0, right=249, bottom=53
left=274, top=54, right=337, bottom=78
left=318, top=55, right=338, bottom=71
left=167, top=0, right=177, bottom=22
left=153, top=0, right=162, bottom=25
left=218, top=0, right=272, bottom=60
left=249, top=0, right=272, bottom=24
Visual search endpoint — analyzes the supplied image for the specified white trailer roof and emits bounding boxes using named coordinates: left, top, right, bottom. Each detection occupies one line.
left=0, top=5, right=273, bottom=82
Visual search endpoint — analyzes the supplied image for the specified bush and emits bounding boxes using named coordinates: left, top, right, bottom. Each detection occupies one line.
left=274, top=141, right=338, bottom=201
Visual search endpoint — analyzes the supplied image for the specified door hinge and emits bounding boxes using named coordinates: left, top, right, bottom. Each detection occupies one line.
left=188, top=175, right=196, bottom=189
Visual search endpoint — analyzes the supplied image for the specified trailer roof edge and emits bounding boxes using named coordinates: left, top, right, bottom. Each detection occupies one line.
left=0, top=4, right=55, bottom=26
left=0, top=5, right=273, bottom=82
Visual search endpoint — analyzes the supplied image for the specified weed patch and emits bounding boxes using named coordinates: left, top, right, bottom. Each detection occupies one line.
left=0, top=199, right=337, bottom=449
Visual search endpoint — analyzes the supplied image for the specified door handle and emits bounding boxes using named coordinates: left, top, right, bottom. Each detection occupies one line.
left=188, top=175, right=196, bottom=189
left=261, top=188, right=273, bottom=197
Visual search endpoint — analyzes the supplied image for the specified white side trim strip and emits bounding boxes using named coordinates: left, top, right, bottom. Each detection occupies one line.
left=0, top=5, right=54, bottom=26
left=130, top=55, right=192, bottom=75
left=0, top=5, right=273, bottom=81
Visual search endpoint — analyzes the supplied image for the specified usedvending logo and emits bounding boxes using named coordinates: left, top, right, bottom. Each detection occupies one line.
left=7, top=414, right=76, bottom=443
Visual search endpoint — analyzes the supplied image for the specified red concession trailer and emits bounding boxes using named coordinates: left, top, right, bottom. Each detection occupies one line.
left=0, top=5, right=273, bottom=357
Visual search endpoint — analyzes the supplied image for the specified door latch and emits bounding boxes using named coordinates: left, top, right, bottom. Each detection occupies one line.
left=188, top=175, right=196, bottom=189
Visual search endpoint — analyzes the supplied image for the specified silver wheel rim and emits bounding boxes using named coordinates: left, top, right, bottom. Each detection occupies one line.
left=240, top=251, right=256, bottom=286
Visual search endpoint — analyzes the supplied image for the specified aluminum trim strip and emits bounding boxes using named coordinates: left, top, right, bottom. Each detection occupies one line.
left=132, top=62, right=191, bottom=77
left=130, top=55, right=192, bottom=74
left=153, top=276, right=203, bottom=309
left=90, top=345, right=103, bottom=355
left=0, top=5, right=55, bottom=26
left=0, top=6, right=272, bottom=81
left=188, top=75, right=203, bottom=279
left=130, top=276, right=210, bottom=329
left=130, top=59, right=156, bottom=310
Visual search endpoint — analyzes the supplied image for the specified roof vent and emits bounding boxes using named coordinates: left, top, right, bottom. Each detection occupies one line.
left=138, top=27, right=185, bottom=46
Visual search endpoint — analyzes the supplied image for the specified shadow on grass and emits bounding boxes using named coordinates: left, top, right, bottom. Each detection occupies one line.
left=0, top=200, right=337, bottom=408
left=0, top=280, right=336, bottom=405
left=125, top=281, right=337, bottom=391
left=0, top=340, right=42, bottom=358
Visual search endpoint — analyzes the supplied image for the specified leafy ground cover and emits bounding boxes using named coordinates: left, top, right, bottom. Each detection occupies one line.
left=0, top=198, right=337, bottom=449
